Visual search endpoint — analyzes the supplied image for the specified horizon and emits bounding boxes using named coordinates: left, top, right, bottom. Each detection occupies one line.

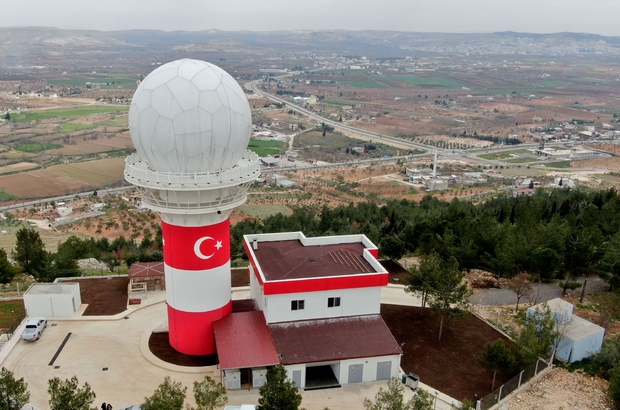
left=1, top=0, right=619, bottom=37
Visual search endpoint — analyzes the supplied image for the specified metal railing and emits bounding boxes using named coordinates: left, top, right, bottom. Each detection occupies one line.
left=0, top=312, right=26, bottom=349
left=478, top=357, right=551, bottom=410
left=124, top=151, right=260, bottom=188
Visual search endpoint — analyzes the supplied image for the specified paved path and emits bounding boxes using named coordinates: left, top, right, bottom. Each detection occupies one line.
left=470, top=276, right=608, bottom=306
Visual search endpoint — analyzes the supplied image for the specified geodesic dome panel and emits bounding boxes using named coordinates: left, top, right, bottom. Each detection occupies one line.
left=128, top=59, right=252, bottom=173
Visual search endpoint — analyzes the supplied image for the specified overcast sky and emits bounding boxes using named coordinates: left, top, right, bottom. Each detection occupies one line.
left=1, top=0, right=619, bottom=37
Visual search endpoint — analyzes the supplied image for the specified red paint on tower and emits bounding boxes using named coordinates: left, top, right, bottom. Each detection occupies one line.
left=167, top=301, right=232, bottom=356
left=162, top=220, right=230, bottom=270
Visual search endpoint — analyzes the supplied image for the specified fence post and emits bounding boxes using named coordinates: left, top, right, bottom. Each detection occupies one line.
left=535, top=359, right=540, bottom=375
left=518, top=370, right=523, bottom=388
left=498, top=385, right=503, bottom=402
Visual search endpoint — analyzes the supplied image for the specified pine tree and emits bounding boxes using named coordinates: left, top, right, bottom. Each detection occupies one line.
left=0, top=367, right=30, bottom=410
left=477, top=339, right=516, bottom=390
left=257, top=365, right=302, bottom=410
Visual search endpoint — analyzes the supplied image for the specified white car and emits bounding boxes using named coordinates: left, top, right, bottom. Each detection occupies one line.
left=21, top=317, right=47, bottom=341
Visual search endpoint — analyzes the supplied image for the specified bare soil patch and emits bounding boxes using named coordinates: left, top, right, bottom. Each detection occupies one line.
left=64, top=277, right=129, bottom=315
left=382, top=304, right=517, bottom=402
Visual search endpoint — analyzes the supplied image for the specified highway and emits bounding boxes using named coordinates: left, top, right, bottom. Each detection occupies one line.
left=245, top=79, right=430, bottom=153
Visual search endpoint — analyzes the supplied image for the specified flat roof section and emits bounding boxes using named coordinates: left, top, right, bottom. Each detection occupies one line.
left=25, top=283, right=79, bottom=295
left=213, top=311, right=280, bottom=370
left=252, top=240, right=375, bottom=281
left=270, top=315, right=402, bottom=365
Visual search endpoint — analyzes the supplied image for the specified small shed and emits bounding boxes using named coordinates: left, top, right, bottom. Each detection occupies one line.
left=24, top=283, right=81, bottom=317
left=527, top=298, right=605, bottom=363
left=556, top=315, right=605, bottom=363
left=129, top=262, right=165, bottom=292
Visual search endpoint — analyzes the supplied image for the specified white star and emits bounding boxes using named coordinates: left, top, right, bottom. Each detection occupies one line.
left=162, top=238, right=165, bottom=246
left=215, top=240, right=223, bottom=250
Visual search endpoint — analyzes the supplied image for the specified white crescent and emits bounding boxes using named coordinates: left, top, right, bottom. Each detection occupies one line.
left=194, top=236, right=215, bottom=260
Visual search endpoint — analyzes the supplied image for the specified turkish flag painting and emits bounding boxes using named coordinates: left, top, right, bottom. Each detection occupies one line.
left=162, top=219, right=231, bottom=270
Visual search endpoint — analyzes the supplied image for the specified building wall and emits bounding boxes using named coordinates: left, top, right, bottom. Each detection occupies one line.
left=338, top=355, right=401, bottom=384
left=24, top=288, right=81, bottom=317
left=263, top=286, right=381, bottom=324
left=284, top=355, right=400, bottom=388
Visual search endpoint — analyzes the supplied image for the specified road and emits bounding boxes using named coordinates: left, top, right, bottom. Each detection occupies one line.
left=246, top=79, right=430, bottom=153
left=0, top=186, right=134, bottom=213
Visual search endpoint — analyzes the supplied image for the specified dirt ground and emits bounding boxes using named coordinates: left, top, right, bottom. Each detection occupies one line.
left=499, top=367, right=610, bottom=410
left=64, top=277, right=129, bottom=315
left=381, top=304, right=516, bottom=402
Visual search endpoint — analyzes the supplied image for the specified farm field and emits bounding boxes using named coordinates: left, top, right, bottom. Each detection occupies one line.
left=0, top=157, right=125, bottom=198
left=389, top=75, right=468, bottom=88
left=572, top=157, right=620, bottom=171
left=340, top=80, right=387, bottom=88
left=46, top=133, right=133, bottom=155
left=0, top=162, right=39, bottom=174
left=237, top=204, right=292, bottom=219
left=247, top=138, right=285, bottom=156
left=48, top=157, right=126, bottom=186
left=11, top=105, right=128, bottom=122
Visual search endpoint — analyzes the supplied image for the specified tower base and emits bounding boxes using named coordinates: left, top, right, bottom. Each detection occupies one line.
left=167, top=301, right=232, bottom=356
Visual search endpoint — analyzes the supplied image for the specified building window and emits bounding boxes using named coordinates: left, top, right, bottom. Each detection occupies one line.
left=328, top=297, right=341, bottom=308
left=291, top=300, right=305, bottom=310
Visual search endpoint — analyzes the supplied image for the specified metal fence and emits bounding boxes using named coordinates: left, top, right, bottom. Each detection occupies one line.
left=478, top=357, right=551, bottom=410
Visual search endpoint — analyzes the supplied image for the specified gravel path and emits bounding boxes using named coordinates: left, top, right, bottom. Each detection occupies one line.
left=470, top=276, right=609, bottom=306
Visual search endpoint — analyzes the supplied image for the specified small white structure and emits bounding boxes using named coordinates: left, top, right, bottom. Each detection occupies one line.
left=90, top=203, right=107, bottom=212
left=527, top=298, right=605, bottom=363
left=24, top=283, right=82, bottom=317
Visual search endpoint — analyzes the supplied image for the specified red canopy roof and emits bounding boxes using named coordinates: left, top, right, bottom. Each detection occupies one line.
left=213, top=311, right=280, bottom=370
left=128, top=262, right=165, bottom=278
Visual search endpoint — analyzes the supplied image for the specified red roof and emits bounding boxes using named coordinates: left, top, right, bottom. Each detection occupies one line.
left=251, top=240, right=375, bottom=281
left=213, top=311, right=280, bottom=370
left=269, top=315, right=402, bottom=365
left=128, top=262, right=165, bottom=278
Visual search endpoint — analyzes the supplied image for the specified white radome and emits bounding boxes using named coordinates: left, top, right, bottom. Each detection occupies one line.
left=128, top=59, right=252, bottom=173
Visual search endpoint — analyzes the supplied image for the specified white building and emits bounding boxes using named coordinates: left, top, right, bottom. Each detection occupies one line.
left=213, top=232, right=401, bottom=390
left=527, top=298, right=605, bottom=363
left=24, top=283, right=82, bottom=317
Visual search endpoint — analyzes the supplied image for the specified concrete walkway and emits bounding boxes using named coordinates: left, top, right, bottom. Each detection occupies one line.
left=0, top=285, right=461, bottom=410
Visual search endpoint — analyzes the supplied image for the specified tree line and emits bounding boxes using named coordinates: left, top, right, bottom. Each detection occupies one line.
left=1, top=228, right=162, bottom=283
left=0, top=365, right=302, bottom=410
left=231, top=188, right=620, bottom=292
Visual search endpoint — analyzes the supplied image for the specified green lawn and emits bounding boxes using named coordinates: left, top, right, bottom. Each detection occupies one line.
left=11, top=105, right=129, bottom=122
left=389, top=75, right=468, bottom=88
left=340, top=81, right=387, bottom=89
